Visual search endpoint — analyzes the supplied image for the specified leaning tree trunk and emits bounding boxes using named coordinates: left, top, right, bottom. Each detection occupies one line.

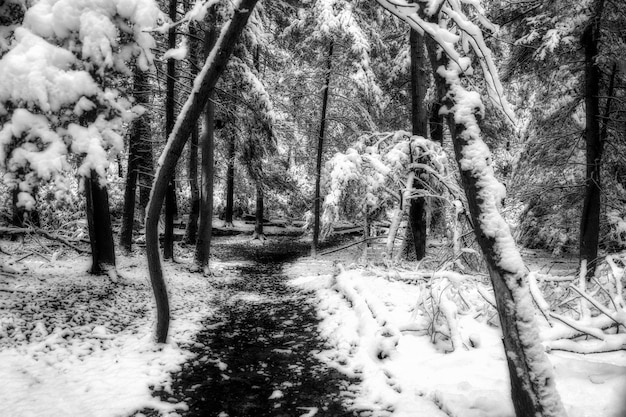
left=312, top=40, right=333, bottom=257
left=403, top=1, right=429, bottom=261
left=425, top=43, right=566, bottom=417
left=145, top=0, right=258, bottom=343
left=194, top=6, right=218, bottom=273
left=85, top=171, right=116, bottom=277
left=579, top=4, right=605, bottom=280
left=163, top=0, right=179, bottom=261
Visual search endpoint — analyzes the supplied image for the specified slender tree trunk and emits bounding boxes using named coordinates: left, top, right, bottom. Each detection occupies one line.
left=120, top=139, right=139, bottom=253
left=404, top=26, right=429, bottom=261
left=253, top=180, right=265, bottom=239
left=163, top=0, right=178, bottom=260
left=195, top=96, right=215, bottom=270
left=194, top=7, right=218, bottom=272
left=146, top=0, right=258, bottom=343
left=312, top=40, right=333, bottom=257
left=120, top=66, right=149, bottom=252
left=224, top=136, right=235, bottom=227
left=85, top=171, right=116, bottom=277
left=579, top=2, right=605, bottom=279
left=185, top=123, right=200, bottom=243
left=184, top=2, right=201, bottom=244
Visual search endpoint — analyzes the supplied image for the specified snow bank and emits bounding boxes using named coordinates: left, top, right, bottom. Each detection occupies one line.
left=288, top=262, right=626, bottom=417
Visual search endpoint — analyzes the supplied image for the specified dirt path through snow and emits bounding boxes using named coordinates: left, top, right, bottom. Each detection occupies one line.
left=143, top=237, right=360, bottom=417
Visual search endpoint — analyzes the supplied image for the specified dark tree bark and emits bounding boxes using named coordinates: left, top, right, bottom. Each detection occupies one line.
left=195, top=95, right=215, bottom=270
left=85, top=171, right=116, bottom=276
left=184, top=0, right=201, bottom=244
left=253, top=180, right=265, bottom=239
left=163, top=0, right=178, bottom=260
left=312, top=40, right=333, bottom=257
left=137, top=141, right=153, bottom=222
left=185, top=122, right=200, bottom=243
left=404, top=25, right=429, bottom=261
left=120, top=66, right=150, bottom=252
left=579, top=0, right=606, bottom=279
left=194, top=7, right=218, bottom=272
left=145, top=0, right=259, bottom=343
left=224, top=136, right=236, bottom=227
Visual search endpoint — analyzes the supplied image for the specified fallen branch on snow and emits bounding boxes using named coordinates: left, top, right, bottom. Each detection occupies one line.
left=0, top=227, right=89, bottom=254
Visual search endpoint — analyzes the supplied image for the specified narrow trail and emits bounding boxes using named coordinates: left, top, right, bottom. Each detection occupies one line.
left=148, top=237, right=360, bottom=417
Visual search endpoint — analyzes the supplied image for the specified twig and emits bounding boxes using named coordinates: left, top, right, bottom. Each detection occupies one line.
left=549, top=313, right=605, bottom=341
left=0, top=227, right=89, bottom=254
left=569, top=285, right=625, bottom=330
left=319, top=236, right=385, bottom=256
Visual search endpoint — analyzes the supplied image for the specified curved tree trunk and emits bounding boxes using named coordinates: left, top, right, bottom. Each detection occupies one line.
left=312, top=40, right=333, bottom=257
left=145, top=0, right=258, bottom=343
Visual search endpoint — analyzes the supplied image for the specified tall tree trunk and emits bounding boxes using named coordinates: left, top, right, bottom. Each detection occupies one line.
left=185, top=122, right=200, bottom=243
left=120, top=65, right=150, bottom=252
left=312, top=40, right=333, bottom=257
left=194, top=7, right=218, bottom=272
left=163, top=0, right=178, bottom=260
left=146, top=0, right=258, bottom=343
left=85, top=171, right=116, bottom=277
left=224, top=136, right=236, bottom=227
left=579, top=0, right=605, bottom=279
left=253, top=180, right=265, bottom=239
left=404, top=26, right=429, bottom=261
left=195, top=96, right=215, bottom=271
left=138, top=130, right=154, bottom=222
left=184, top=1, right=201, bottom=244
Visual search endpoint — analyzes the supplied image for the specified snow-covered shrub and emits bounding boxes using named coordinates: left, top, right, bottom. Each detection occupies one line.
left=322, top=131, right=460, bottom=241
left=529, top=253, right=626, bottom=353
left=414, top=271, right=495, bottom=352
left=0, top=0, right=164, bottom=210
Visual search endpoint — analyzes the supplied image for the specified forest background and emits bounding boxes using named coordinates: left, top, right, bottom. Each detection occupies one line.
left=0, top=1, right=625, bottom=416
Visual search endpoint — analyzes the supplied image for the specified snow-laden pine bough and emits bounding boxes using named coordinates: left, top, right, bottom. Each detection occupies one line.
left=321, top=130, right=468, bottom=263
left=375, top=1, right=567, bottom=416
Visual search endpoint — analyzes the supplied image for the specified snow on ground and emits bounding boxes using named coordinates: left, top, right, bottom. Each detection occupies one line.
left=286, top=256, right=626, bottom=417
left=0, top=242, right=215, bottom=417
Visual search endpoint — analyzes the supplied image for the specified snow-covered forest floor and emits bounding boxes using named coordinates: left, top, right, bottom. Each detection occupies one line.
left=1, top=227, right=625, bottom=417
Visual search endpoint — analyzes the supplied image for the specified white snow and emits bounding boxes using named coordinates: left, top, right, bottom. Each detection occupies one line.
left=0, top=250, right=216, bottom=417
left=287, top=258, right=626, bottom=417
